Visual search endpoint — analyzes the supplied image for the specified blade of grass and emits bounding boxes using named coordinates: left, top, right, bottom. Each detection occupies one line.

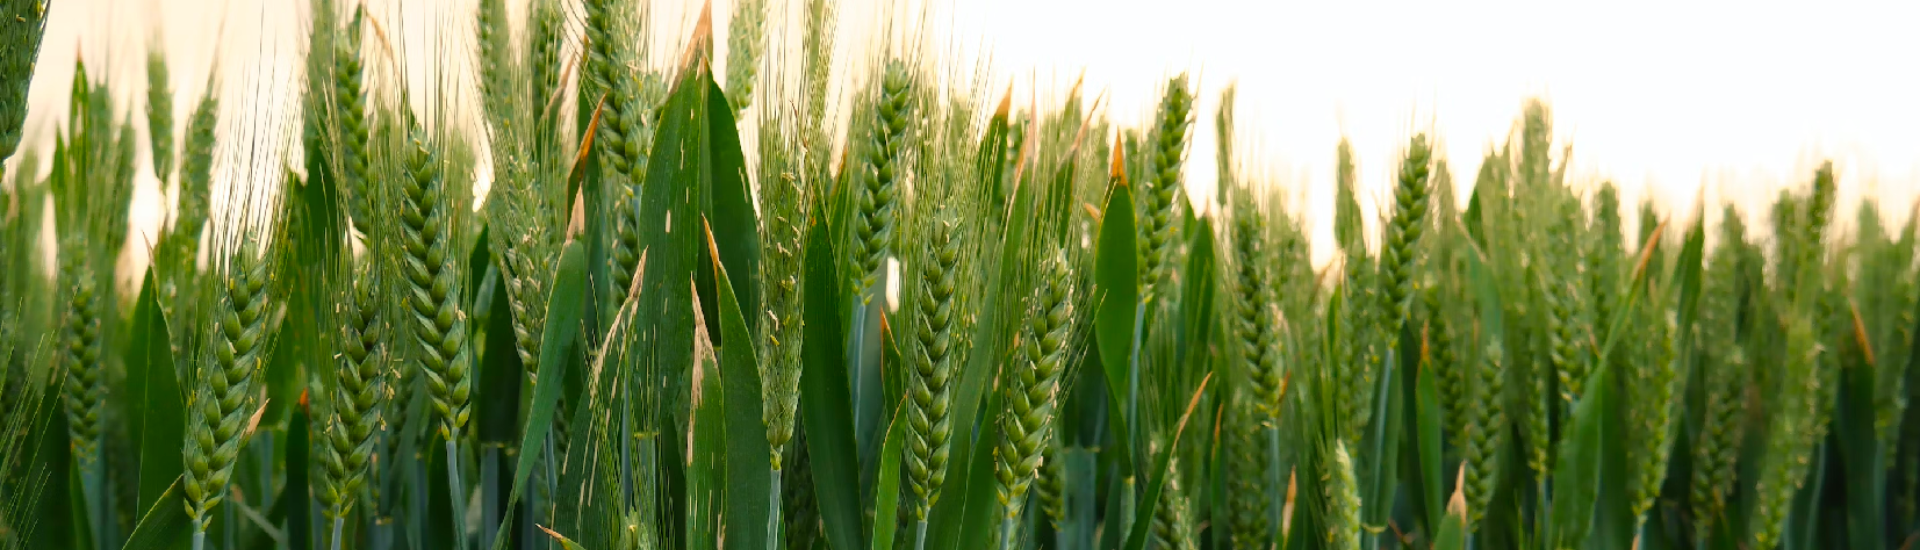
left=798, top=190, right=864, bottom=549
left=706, top=220, right=774, bottom=550
left=119, top=477, right=191, bottom=550
left=873, top=395, right=910, bottom=550
left=129, top=267, right=184, bottom=517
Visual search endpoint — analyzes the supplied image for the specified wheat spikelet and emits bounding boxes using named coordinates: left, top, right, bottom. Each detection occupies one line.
left=1036, top=440, right=1066, bottom=530
left=1689, top=211, right=1748, bottom=538
left=1136, top=75, right=1192, bottom=298
left=329, top=7, right=372, bottom=231
left=320, top=265, right=387, bottom=518
left=400, top=127, right=471, bottom=438
left=0, top=0, right=47, bottom=173
left=184, top=246, right=277, bottom=529
left=1224, top=392, right=1269, bottom=549
left=57, top=242, right=104, bottom=467
left=724, top=0, right=767, bottom=118
left=1322, top=441, right=1360, bottom=550
left=146, top=52, right=175, bottom=180
left=1229, top=190, right=1284, bottom=421
left=993, top=249, right=1077, bottom=527
left=1378, top=134, right=1432, bottom=334
left=1752, top=317, right=1822, bottom=549
left=1462, top=338, right=1507, bottom=530
left=906, top=205, right=964, bottom=519
left=853, top=60, right=913, bottom=299
left=757, top=121, right=809, bottom=469
left=1626, top=302, right=1681, bottom=519
left=1149, top=456, right=1198, bottom=550
left=605, top=75, right=666, bottom=309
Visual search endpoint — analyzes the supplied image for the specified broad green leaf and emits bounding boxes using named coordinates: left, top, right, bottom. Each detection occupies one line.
left=1122, top=374, right=1211, bottom=550
left=118, top=477, right=190, bottom=550
left=699, top=78, right=761, bottom=345
left=708, top=221, right=774, bottom=550
left=486, top=238, right=588, bottom=550
left=1093, top=182, right=1138, bottom=473
left=128, top=267, right=184, bottom=517
left=872, top=397, right=909, bottom=550
left=798, top=195, right=865, bottom=549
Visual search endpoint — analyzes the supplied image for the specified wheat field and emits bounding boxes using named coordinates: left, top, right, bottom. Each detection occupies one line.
left=2, top=1, right=1918, bottom=550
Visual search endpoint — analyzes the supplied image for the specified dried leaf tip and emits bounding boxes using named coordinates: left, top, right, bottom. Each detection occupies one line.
left=702, top=215, right=722, bottom=273
left=1849, top=301, right=1876, bottom=367
left=1448, top=465, right=1468, bottom=518
left=679, top=0, right=715, bottom=78
left=994, top=83, right=1012, bottom=120
left=1630, top=217, right=1670, bottom=282
left=1109, top=134, right=1127, bottom=187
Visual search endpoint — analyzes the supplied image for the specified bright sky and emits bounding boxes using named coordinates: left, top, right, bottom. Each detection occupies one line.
left=15, top=0, right=1920, bottom=275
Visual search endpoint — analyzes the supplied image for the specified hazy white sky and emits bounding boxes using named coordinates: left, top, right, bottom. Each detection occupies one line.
left=16, top=0, right=1920, bottom=274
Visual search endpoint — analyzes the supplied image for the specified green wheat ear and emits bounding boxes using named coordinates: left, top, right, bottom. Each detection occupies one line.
left=184, top=243, right=279, bottom=532
left=400, top=126, right=472, bottom=439
left=320, top=262, right=387, bottom=519
left=1689, top=206, right=1748, bottom=540
left=853, top=60, right=913, bottom=300
left=724, top=0, right=767, bottom=118
left=146, top=51, right=175, bottom=181
left=0, top=0, right=48, bottom=173
left=992, top=248, right=1078, bottom=537
left=1136, top=74, right=1193, bottom=299
left=906, top=204, right=965, bottom=520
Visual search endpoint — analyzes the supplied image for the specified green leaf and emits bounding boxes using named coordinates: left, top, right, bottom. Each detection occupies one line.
left=798, top=196, right=865, bottom=549
left=1122, top=374, right=1211, bottom=550
left=128, top=267, right=184, bottom=518
left=690, top=344, right=727, bottom=550
left=1093, top=182, right=1139, bottom=473
left=284, top=396, right=312, bottom=550
left=1413, top=356, right=1446, bottom=534
left=118, top=477, right=190, bottom=550
left=707, top=221, right=774, bottom=550
left=872, top=397, right=910, bottom=550
left=698, top=78, right=761, bottom=346
left=485, top=238, right=588, bottom=550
